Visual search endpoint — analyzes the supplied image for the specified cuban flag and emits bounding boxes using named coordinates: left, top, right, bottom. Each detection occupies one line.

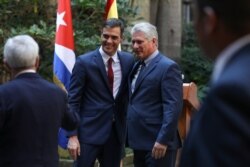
left=53, top=0, right=75, bottom=149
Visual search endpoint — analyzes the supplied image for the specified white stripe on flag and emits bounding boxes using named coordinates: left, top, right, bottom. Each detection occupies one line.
left=55, top=43, right=75, bottom=73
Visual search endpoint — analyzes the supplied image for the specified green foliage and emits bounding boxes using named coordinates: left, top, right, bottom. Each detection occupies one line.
left=0, top=0, right=56, bottom=80
left=7, top=21, right=56, bottom=79
left=181, top=24, right=213, bottom=100
left=71, top=0, right=139, bottom=55
left=0, top=0, right=139, bottom=81
left=0, top=0, right=54, bottom=28
left=0, top=22, right=55, bottom=80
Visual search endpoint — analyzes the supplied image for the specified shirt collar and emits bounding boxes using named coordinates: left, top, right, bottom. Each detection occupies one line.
left=144, top=50, right=159, bottom=66
left=15, top=69, right=36, bottom=78
left=212, top=34, right=250, bottom=83
left=99, top=46, right=119, bottom=63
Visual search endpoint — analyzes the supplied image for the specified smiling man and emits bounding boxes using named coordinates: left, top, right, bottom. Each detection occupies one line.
left=127, top=22, right=183, bottom=167
left=66, top=18, right=134, bottom=167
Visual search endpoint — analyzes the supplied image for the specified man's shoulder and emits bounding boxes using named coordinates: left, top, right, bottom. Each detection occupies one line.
left=118, top=51, right=134, bottom=63
left=74, top=49, right=100, bottom=66
left=118, top=50, right=133, bottom=56
left=0, top=82, right=12, bottom=93
left=78, top=49, right=99, bottom=59
left=40, top=79, right=66, bottom=94
left=0, top=77, right=23, bottom=92
left=157, top=53, right=178, bottom=66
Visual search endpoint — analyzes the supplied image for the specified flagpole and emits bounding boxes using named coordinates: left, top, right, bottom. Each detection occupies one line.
left=53, top=0, right=76, bottom=149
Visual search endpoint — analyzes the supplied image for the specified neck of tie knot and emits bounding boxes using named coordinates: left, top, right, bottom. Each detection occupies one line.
left=108, top=57, right=113, bottom=65
left=139, top=60, right=145, bottom=71
left=138, top=60, right=144, bottom=65
left=138, top=60, right=145, bottom=70
left=131, top=60, right=145, bottom=93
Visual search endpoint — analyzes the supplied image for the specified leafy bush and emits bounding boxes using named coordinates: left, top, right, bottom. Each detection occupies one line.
left=0, top=0, right=139, bottom=81
left=181, top=24, right=213, bottom=100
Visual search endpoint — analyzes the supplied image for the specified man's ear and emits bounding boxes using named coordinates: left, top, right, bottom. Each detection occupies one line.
left=203, top=7, right=218, bottom=35
left=152, top=37, right=158, bottom=48
left=35, top=56, right=40, bottom=71
left=3, top=59, right=11, bottom=72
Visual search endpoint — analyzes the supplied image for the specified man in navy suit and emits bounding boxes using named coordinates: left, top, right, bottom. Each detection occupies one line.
left=0, top=35, right=79, bottom=167
left=67, top=18, right=134, bottom=167
left=127, top=22, right=183, bottom=167
left=180, top=0, right=250, bottom=166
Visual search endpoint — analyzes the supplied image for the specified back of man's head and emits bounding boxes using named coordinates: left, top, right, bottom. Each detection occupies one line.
left=195, top=0, right=250, bottom=34
left=3, top=35, right=39, bottom=69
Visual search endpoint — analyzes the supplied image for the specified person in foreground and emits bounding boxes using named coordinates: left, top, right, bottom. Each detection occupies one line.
left=127, top=22, right=183, bottom=167
left=67, top=18, right=134, bottom=167
left=0, top=35, right=80, bottom=167
left=180, top=0, right=250, bottom=166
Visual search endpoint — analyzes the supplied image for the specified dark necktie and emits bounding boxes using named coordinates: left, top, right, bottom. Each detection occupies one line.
left=131, top=60, right=145, bottom=93
left=107, top=58, right=114, bottom=92
left=138, top=60, right=145, bottom=76
left=136, top=60, right=145, bottom=83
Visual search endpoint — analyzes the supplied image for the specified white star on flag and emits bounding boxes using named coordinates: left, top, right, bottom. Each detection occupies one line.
left=56, top=11, right=67, bottom=31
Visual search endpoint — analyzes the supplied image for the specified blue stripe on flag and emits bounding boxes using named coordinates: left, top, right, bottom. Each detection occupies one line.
left=53, top=53, right=72, bottom=91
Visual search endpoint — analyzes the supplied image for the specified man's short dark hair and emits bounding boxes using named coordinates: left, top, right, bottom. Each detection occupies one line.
left=103, top=18, right=124, bottom=35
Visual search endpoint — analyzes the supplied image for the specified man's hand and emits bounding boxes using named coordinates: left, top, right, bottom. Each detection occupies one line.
left=151, top=142, right=167, bottom=159
left=67, top=135, right=80, bottom=160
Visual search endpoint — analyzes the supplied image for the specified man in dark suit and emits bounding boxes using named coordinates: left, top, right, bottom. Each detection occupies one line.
left=127, top=22, right=183, bottom=167
left=0, top=35, right=79, bottom=167
left=180, top=0, right=250, bottom=166
left=67, top=18, right=134, bottom=167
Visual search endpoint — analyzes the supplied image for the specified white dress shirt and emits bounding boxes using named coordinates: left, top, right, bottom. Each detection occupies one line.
left=99, top=46, right=122, bottom=98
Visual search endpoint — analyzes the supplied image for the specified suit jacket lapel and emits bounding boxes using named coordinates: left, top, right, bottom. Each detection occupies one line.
left=116, top=52, right=129, bottom=98
left=93, top=49, right=113, bottom=96
left=133, top=54, right=161, bottom=93
left=128, top=61, right=141, bottom=96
